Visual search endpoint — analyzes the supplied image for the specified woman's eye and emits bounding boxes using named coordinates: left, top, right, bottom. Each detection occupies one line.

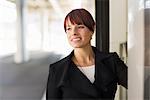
left=66, top=27, right=71, bottom=31
left=78, top=25, right=84, bottom=28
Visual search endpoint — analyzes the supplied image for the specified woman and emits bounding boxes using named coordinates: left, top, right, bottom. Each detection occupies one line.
left=46, top=8, right=127, bottom=100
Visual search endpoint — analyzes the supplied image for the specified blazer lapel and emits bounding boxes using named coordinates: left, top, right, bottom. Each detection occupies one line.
left=58, top=50, right=98, bottom=97
left=95, top=57, right=107, bottom=91
left=69, top=61, right=98, bottom=97
left=57, top=52, right=73, bottom=87
left=57, top=47, right=110, bottom=97
left=93, top=47, right=116, bottom=92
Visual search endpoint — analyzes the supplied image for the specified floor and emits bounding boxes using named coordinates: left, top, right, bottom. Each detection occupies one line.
left=0, top=51, right=62, bottom=100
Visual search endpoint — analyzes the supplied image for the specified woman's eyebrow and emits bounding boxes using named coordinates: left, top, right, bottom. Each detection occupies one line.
left=66, top=24, right=71, bottom=27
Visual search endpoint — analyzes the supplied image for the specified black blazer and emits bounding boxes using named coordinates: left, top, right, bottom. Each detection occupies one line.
left=46, top=47, right=127, bottom=100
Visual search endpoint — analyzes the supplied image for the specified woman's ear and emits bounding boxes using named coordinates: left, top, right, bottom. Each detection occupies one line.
left=94, top=23, right=96, bottom=31
left=91, top=23, right=96, bottom=35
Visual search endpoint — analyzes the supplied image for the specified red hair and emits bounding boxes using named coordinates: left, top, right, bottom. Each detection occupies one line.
left=64, top=8, right=95, bottom=33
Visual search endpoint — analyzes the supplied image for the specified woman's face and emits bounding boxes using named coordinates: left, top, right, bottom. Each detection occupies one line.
left=66, top=19, right=93, bottom=48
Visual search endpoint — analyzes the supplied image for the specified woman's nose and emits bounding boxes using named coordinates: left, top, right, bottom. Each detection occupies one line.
left=72, top=27, right=78, bottom=35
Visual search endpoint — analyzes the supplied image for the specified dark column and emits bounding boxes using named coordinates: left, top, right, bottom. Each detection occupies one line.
left=95, top=0, right=109, bottom=52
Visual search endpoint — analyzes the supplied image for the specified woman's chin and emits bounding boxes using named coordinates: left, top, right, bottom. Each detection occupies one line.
left=71, top=44, right=82, bottom=48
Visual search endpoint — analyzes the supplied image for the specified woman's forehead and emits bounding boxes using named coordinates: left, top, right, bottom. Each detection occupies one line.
left=66, top=19, right=72, bottom=25
left=67, top=17, right=83, bottom=24
left=66, top=18, right=83, bottom=26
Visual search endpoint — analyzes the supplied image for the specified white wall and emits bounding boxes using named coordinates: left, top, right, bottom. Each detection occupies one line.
left=128, top=0, right=144, bottom=99
left=109, top=0, right=127, bottom=53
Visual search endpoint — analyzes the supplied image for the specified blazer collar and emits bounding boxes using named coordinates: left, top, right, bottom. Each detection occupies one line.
left=69, top=61, right=99, bottom=97
left=58, top=46, right=108, bottom=97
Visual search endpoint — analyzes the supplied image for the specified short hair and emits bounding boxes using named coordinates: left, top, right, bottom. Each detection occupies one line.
left=64, top=8, right=95, bottom=33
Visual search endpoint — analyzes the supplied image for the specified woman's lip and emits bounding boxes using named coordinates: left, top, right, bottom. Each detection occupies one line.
left=71, top=37, right=81, bottom=42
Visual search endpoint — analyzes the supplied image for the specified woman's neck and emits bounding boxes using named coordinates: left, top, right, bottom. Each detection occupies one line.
left=73, top=46, right=95, bottom=67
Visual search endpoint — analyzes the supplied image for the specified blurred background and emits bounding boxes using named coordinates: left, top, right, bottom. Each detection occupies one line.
left=0, top=0, right=149, bottom=100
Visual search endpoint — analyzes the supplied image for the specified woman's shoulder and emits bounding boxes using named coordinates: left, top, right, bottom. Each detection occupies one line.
left=93, top=46, right=119, bottom=59
left=97, top=51, right=120, bottom=61
left=49, top=54, right=71, bottom=70
left=101, top=52, right=122, bottom=63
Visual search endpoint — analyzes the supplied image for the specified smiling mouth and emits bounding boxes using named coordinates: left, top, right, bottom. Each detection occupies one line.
left=71, top=38, right=81, bottom=42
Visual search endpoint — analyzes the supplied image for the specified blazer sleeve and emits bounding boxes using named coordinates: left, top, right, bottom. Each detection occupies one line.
left=113, top=52, right=128, bottom=89
left=46, top=65, right=61, bottom=99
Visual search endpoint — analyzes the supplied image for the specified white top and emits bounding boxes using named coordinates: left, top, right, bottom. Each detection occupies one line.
left=78, top=65, right=95, bottom=83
